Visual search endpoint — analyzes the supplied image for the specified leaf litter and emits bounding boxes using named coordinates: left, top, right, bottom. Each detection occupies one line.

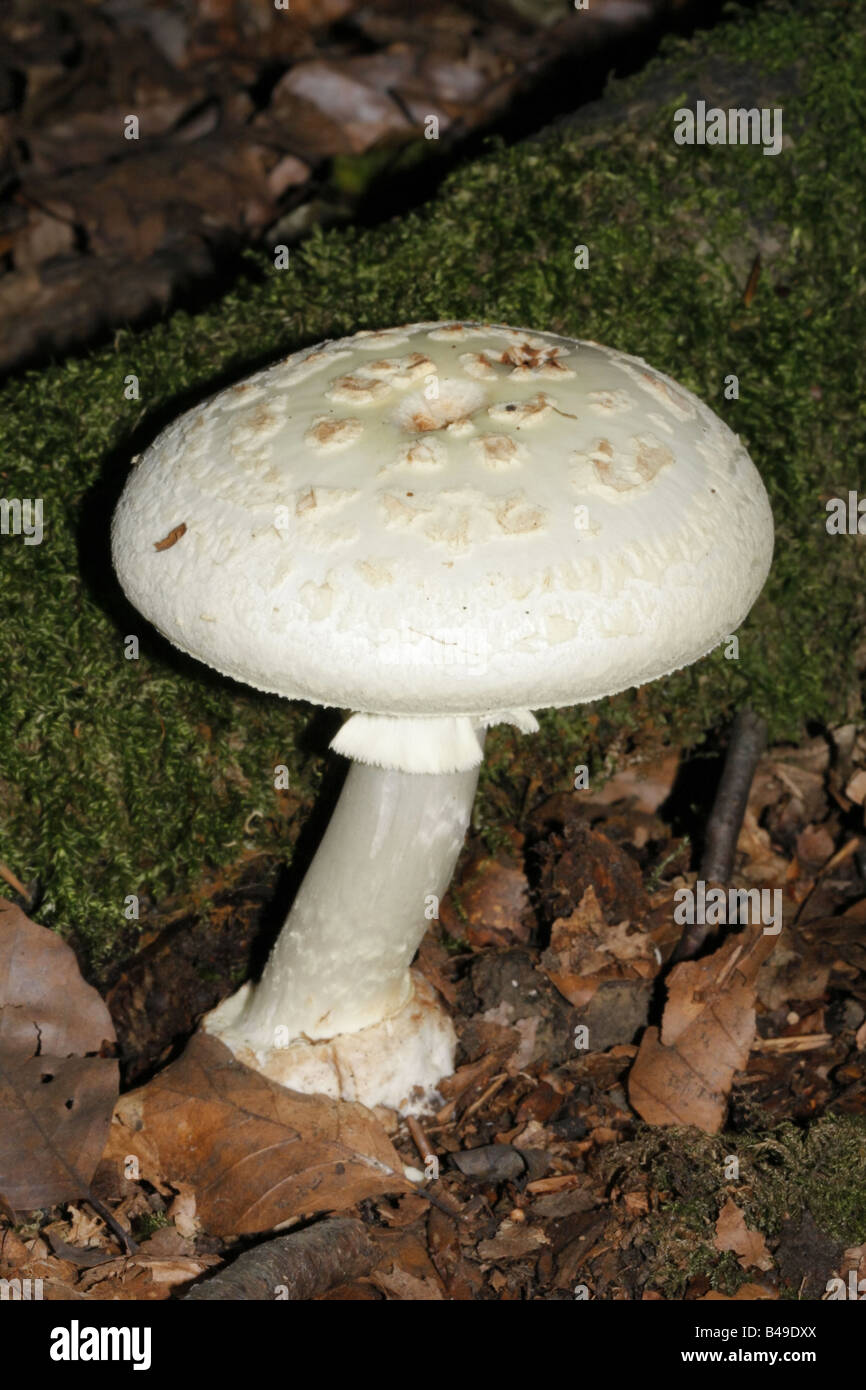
left=2, top=721, right=866, bottom=1298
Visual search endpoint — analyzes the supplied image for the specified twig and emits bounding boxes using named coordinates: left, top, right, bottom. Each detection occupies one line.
left=700, top=707, right=768, bottom=883
left=401, top=1119, right=463, bottom=1217
left=752, top=1033, right=832, bottom=1053
left=406, top=1115, right=434, bottom=1169
left=794, top=836, right=861, bottom=923
left=406, top=1183, right=464, bottom=1219
left=183, top=1217, right=377, bottom=1301
left=743, top=253, right=762, bottom=306
left=0, top=861, right=29, bottom=899
left=816, top=836, right=860, bottom=877
left=672, top=706, right=767, bottom=961
left=461, top=1072, right=508, bottom=1122
left=84, top=1191, right=137, bottom=1254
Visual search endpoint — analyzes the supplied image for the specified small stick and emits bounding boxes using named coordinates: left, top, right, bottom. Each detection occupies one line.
left=753, top=1033, right=832, bottom=1053
left=406, top=1115, right=434, bottom=1169
left=407, top=1183, right=463, bottom=1219
left=794, top=837, right=861, bottom=923
left=461, top=1073, right=508, bottom=1122
left=0, top=862, right=29, bottom=899
left=817, top=836, right=860, bottom=877
left=403, top=1120, right=463, bottom=1217
left=700, top=707, right=768, bottom=884
left=83, top=1191, right=137, bottom=1254
left=183, top=1217, right=377, bottom=1301
left=743, top=253, right=762, bottom=307
left=672, top=706, right=767, bottom=961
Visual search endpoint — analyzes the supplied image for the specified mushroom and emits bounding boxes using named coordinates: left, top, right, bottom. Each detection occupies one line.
left=111, top=321, right=774, bottom=1114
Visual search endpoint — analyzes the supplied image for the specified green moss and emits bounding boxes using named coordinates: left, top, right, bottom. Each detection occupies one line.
left=609, top=1116, right=866, bottom=1297
left=131, top=1210, right=169, bottom=1241
left=1, top=0, right=864, bottom=967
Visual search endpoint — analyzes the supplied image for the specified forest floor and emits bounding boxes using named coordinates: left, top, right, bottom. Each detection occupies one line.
left=2, top=721, right=865, bottom=1300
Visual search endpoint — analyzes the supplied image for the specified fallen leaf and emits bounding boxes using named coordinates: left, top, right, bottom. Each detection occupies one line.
left=541, top=884, right=657, bottom=1008
left=628, top=924, right=775, bottom=1133
left=0, top=1228, right=30, bottom=1266
left=104, top=1032, right=411, bottom=1236
left=736, top=810, right=790, bottom=884
left=845, top=769, right=866, bottom=806
left=589, top=753, right=680, bottom=814
left=79, top=1252, right=220, bottom=1299
left=476, top=1219, right=549, bottom=1261
left=537, top=823, right=650, bottom=927
left=44, top=1232, right=116, bottom=1268
left=0, top=901, right=118, bottom=1210
left=441, top=851, right=530, bottom=948
left=756, top=932, right=830, bottom=1012
left=274, top=60, right=412, bottom=155
left=1, top=1254, right=85, bottom=1300
left=714, top=1199, right=773, bottom=1271
left=167, top=1185, right=200, bottom=1241
left=370, top=1262, right=444, bottom=1300
left=795, top=824, right=834, bottom=870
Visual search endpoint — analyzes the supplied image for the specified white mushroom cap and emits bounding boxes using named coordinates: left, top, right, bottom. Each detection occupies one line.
left=112, top=322, right=774, bottom=771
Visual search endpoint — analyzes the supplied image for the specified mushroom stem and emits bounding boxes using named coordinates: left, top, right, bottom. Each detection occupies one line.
left=205, top=753, right=480, bottom=1059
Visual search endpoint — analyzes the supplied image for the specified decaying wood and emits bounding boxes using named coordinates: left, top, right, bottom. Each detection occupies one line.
left=183, top=1216, right=377, bottom=1301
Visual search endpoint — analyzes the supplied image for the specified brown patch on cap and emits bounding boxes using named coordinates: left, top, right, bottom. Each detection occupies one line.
left=304, top=416, right=363, bottom=450
left=327, top=374, right=389, bottom=404
left=495, top=493, right=547, bottom=535
left=591, top=435, right=674, bottom=491
left=153, top=523, right=187, bottom=551
left=635, top=436, right=675, bottom=481
left=475, top=434, right=522, bottom=469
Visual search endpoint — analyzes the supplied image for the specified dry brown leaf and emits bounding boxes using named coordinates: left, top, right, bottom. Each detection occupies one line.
left=845, top=769, right=866, bottom=806
left=443, top=852, right=531, bottom=949
left=628, top=924, right=775, bottom=1133
left=590, top=753, right=680, bottom=813
left=167, top=1185, right=200, bottom=1240
left=104, top=1032, right=411, bottom=1236
left=274, top=61, right=412, bottom=155
left=0, top=901, right=118, bottom=1210
left=541, top=884, right=657, bottom=1008
left=138, top=1227, right=194, bottom=1259
left=714, top=1199, right=773, bottom=1271
left=0, top=1228, right=29, bottom=1266
left=79, top=1252, right=221, bottom=1300
left=795, top=824, right=835, bottom=870
left=2, top=1253, right=87, bottom=1300
left=0, top=902, right=114, bottom=1057
left=476, top=1219, right=549, bottom=1261
left=370, top=1263, right=445, bottom=1300
left=756, top=934, right=830, bottom=1012
left=736, top=810, right=790, bottom=884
